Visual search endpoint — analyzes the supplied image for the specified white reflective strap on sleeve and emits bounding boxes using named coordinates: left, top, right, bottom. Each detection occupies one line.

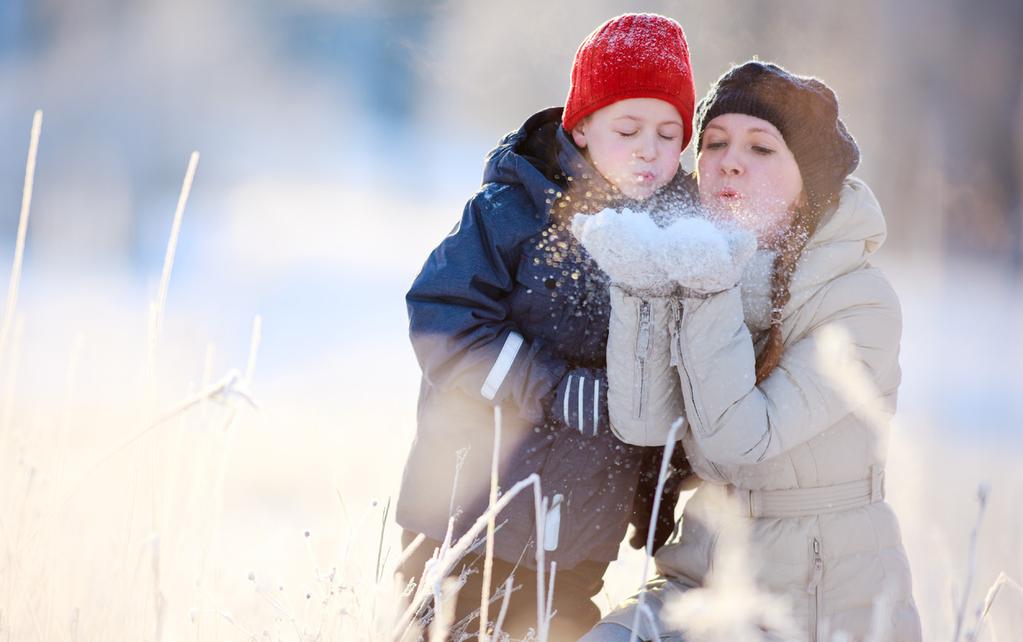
left=593, top=379, right=600, bottom=436
left=563, top=375, right=573, bottom=424
left=480, top=332, right=524, bottom=400
left=577, top=378, right=585, bottom=433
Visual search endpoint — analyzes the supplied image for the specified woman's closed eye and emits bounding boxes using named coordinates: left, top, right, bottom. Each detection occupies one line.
left=752, top=145, right=775, bottom=155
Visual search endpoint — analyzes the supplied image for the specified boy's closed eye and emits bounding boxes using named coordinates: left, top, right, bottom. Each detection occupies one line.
left=617, top=130, right=680, bottom=141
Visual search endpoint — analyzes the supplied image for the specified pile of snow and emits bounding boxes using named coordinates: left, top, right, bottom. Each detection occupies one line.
left=571, top=208, right=757, bottom=295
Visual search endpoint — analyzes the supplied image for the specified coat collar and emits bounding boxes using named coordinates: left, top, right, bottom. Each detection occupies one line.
left=741, top=177, right=887, bottom=331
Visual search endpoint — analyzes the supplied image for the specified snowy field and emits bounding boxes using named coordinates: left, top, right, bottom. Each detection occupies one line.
left=0, top=169, right=1020, bottom=641
left=1, top=0, right=1019, bottom=638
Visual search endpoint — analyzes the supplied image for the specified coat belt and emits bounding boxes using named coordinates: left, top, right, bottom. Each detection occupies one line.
left=729, top=466, right=886, bottom=518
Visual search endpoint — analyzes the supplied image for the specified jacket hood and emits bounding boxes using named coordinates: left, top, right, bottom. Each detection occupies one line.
left=806, top=176, right=887, bottom=259
left=742, top=177, right=888, bottom=331
left=481, top=107, right=568, bottom=216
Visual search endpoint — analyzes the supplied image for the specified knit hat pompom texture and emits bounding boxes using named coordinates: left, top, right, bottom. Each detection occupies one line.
left=563, top=13, right=695, bottom=149
left=695, top=61, right=860, bottom=214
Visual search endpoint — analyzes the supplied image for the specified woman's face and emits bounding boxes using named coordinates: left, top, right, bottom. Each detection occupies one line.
left=696, top=113, right=803, bottom=247
left=571, top=98, right=685, bottom=201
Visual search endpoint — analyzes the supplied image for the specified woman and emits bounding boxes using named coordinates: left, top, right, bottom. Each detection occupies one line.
left=579, top=61, right=922, bottom=641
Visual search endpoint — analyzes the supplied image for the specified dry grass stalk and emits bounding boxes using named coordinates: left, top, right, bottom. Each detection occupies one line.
left=429, top=577, right=460, bottom=642
left=479, top=405, right=502, bottom=641
left=150, top=151, right=199, bottom=349
left=970, top=572, right=1023, bottom=641
left=952, top=485, right=990, bottom=642
left=146, top=150, right=200, bottom=416
left=391, top=473, right=543, bottom=640
left=627, top=416, right=684, bottom=642
left=0, top=110, right=42, bottom=368
left=492, top=576, right=514, bottom=640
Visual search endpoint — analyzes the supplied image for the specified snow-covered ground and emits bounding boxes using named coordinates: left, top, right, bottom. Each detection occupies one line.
left=1, top=1, right=1019, bottom=638
left=0, top=175, right=1020, bottom=639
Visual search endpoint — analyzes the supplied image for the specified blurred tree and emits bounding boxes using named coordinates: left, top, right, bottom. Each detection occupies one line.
left=1, top=0, right=1019, bottom=270
left=883, top=0, right=1023, bottom=269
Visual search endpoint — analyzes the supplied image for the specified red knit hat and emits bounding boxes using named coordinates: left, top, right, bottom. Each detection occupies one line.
left=562, top=13, right=695, bottom=149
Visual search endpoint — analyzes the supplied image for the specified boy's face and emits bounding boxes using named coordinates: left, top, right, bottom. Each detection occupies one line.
left=570, top=98, right=685, bottom=201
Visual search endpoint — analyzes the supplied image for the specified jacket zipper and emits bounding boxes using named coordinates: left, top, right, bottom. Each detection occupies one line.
left=632, top=300, right=651, bottom=420
left=807, top=536, right=824, bottom=642
left=672, top=300, right=728, bottom=480
left=673, top=301, right=705, bottom=433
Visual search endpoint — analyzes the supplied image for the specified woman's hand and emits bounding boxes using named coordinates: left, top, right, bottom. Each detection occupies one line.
left=573, top=209, right=756, bottom=297
left=661, top=220, right=757, bottom=295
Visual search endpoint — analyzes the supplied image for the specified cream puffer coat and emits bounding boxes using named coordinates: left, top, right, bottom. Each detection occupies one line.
left=604, top=178, right=922, bottom=641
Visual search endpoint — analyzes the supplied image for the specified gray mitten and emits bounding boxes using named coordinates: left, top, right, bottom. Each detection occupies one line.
left=573, top=208, right=757, bottom=297
left=659, top=217, right=757, bottom=295
left=571, top=209, right=676, bottom=296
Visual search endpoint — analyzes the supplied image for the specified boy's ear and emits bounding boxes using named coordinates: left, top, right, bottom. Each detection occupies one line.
left=571, top=123, right=588, bottom=149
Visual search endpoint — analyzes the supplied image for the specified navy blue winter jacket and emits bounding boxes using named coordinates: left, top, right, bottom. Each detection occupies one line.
left=397, top=107, right=696, bottom=570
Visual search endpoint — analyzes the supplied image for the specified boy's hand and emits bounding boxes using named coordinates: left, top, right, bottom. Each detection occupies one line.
left=549, top=367, right=609, bottom=437
left=629, top=445, right=693, bottom=551
left=571, top=210, right=675, bottom=296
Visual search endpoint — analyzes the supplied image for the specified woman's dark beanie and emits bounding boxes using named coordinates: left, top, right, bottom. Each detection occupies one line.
left=694, top=61, right=860, bottom=215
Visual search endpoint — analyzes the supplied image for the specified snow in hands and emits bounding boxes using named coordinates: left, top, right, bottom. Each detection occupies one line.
left=571, top=207, right=757, bottom=296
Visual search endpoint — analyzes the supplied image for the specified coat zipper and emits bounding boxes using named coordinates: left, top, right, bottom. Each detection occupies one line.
left=807, top=536, right=824, bottom=642
left=672, top=299, right=728, bottom=480
left=673, top=301, right=704, bottom=433
left=632, top=300, right=651, bottom=420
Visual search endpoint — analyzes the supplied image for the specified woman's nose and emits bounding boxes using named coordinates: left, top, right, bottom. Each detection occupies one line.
left=719, top=149, right=743, bottom=175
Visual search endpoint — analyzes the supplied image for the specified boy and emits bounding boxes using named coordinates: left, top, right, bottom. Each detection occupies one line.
left=398, top=13, right=696, bottom=640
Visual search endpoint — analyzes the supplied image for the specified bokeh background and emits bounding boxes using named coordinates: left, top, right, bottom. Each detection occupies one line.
left=0, top=1, right=1020, bottom=640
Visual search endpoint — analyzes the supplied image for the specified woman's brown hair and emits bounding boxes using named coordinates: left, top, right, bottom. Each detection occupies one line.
left=692, top=62, right=860, bottom=384
left=753, top=199, right=829, bottom=384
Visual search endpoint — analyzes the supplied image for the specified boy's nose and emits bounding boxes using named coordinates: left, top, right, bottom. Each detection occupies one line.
left=634, top=138, right=656, bottom=162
